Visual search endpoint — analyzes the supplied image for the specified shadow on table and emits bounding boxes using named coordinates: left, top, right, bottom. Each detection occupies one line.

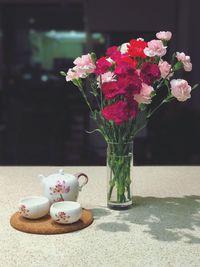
left=94, top=195, right=200, bottom=244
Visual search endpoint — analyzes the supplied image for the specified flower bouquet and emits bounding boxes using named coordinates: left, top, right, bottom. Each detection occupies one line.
left=62, top=31, right=198, bottom=209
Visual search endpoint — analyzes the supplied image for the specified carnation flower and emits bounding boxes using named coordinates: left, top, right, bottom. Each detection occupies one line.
left=102, top=100, right=138, bottom=125
left=140, top=62, right=161, bottom=85
left=176, top=52, right=192, bottom=72
left=101, top=72, right=141, bottom=100
left=144, top=40, right=167, bottom=57
left=101, top=81, right=124, bottom=100
left=97, top=72, right=116, bottom=87
left=137, top=38, right=144, bottom=41
left=118, top=56, right=137, bottom=69
left=66, top=68, right=80, bottom=81
left=95, top=57, right=112, bottom=74
left=73, top=54, right=96, bottom=77
left=158, top=60, right=173, bottom=79
left=127, top=39, right=147, bottom=58
left=106, top=46, right=119, bottom=56
left=170, top=79, right=191, bottom=102
left=134, top=83, right=154, bottom=104
left=120, top=43, right=129, bottom=54
left=114, top=61, right=135, bottom=76
left=106, top=46, right=122, bottom=61
left=156, top=31, right=172, bottom=41
left=106, top=57, right=115, bottom=64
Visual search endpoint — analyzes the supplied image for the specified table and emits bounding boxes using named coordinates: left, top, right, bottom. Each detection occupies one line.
left=0, top=166, right=200, bottom=267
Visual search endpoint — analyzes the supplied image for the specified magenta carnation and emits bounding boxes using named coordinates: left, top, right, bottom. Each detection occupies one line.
left=102, top=82, right=125, bottom=100
left=106, top=46, right=122, bottom=61
left=140, top=62, right=161, bottom=85
left=102, top=100, right=138, bottom=125
left=95, top=57, right=112, bottom=75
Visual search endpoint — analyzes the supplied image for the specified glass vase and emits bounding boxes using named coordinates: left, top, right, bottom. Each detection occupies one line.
left=107, top=141, right=133, bottom=210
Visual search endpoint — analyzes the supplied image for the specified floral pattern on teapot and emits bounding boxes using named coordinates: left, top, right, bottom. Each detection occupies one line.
left=49, top=180, right=70, bottom=202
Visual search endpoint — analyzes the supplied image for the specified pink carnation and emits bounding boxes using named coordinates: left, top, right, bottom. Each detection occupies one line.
left=97, top=72, right=116, bottom=87
left=158, top=60, right=172, bottom=79
left=170, top=79, right=191, bottom=102
left=66, top=68, right=80, bottom=81
left=176, top=52, right=192, bottom=72
left=156, top=31, right=172, bottom=41
left=144, top=40, right=167, bottom=57
left=120, top=43, right=129, bottom=54
left=73, top=54, right=96, bottom=77
left=134, top=83, right=154, bottom=104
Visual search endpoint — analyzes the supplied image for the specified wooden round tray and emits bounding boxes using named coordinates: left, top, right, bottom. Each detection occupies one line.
left=10, top=209, right=93, bottom=235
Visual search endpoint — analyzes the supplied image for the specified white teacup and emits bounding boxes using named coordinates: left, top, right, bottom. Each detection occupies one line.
left=18, top=196, right=50, bottom=219
left=50, top=201, right=82, bottom=224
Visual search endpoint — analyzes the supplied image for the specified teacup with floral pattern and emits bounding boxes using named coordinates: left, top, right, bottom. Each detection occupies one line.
left=18, top=196, right=50, bottom=219
left=50, top=201, right=82, bottom=224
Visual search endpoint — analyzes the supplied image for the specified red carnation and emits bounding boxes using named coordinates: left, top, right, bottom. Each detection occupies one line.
left=140, top=62, right=161, bottom=85
left=120, top=56, right=137, bottom=69
left=102, top=100, right=138, bottom=125
left=102, top=81, right=125, bottom=100
left=95, top=57, right=112, bottom=74
left=127, top=39, right=147, bottom=58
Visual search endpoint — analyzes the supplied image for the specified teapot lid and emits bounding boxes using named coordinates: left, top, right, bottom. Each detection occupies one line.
left=46, top=169, right=74, bottom=180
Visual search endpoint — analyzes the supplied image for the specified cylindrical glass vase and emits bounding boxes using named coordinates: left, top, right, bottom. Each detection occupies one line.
left=107, top=141, right=133, bottom=210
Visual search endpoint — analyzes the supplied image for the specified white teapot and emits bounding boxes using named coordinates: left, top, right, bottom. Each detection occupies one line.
left=39, top=169, right=88, bottom=204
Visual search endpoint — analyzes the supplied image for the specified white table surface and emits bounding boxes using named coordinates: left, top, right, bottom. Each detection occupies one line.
left=0, top=166, right=200, bottom=267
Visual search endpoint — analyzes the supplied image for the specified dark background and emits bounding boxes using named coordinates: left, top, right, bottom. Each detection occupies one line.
left=0, top=0, right=199, bottom=166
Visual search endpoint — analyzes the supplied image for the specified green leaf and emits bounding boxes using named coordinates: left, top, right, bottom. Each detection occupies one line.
left=60, top=71, right=66, bottom=76
left=139, top=103, right=146, bottom=111
left=72, top=79, right=80, bottom=87
left=163, top=40, right=168, bottom=46
left=192, top=83, right=199, bottom=91
left=151, top=90, right=156, bottom=97
left=164, top=79, right=169, bottom=87
left=91, top=52, right=97, bottom=63
left=173, top=61, right=183, bottom=71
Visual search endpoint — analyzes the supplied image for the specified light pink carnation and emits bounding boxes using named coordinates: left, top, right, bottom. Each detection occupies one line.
left=158, top=60, right=173, bottom=79
left=144, top=40, right=167, bottom=57
left=176, top=52, right=192, bottom=72
left=97, top=71, right=116, bottom=87
left=120, top=43, right=129, bottom=54
left=66, top=68, right=80, bottom=81
left=170, top=79, right=191, bottom=102
left=73, top=53, right=96, bottom=77
left=134, top=83, right=154, bottom=104
left=156, top=31, right=172, bottom=41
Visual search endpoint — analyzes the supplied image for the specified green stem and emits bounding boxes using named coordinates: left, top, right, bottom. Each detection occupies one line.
left=78, top=85, right=94, bottom=114
left=147, top=100, right=166, bottom=118
left=108, top=146, right=132, bottom=204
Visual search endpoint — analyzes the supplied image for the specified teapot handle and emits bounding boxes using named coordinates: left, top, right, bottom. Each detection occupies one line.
left=75, top=173, right=88, bottom=191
